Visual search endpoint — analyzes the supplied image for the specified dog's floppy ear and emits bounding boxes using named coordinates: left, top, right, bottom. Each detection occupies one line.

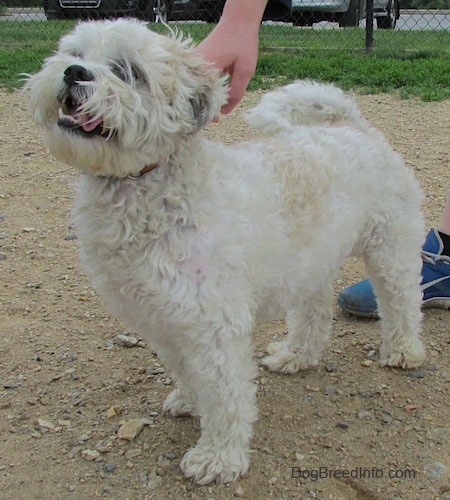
left=185, top=59, right=229, bottom=128
left=168, top=36, right=229, bottom=130
left=189, top=88, right=217, bottom=129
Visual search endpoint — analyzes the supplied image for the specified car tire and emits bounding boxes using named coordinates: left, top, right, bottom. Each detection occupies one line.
left=292, top=13, right=314, bottom=27
left=144, top=0, right=171, bottom=22
left=43, top=0, right=64, bottom=19
left=339, top=0, right=358, bottom=27
left=198, top=0, right=224, bottom=22
left=376, top=0, right=397, bottom=29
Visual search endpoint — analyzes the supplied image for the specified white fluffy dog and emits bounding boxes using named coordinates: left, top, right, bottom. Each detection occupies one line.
left=26, top=19, right=426, bottom=484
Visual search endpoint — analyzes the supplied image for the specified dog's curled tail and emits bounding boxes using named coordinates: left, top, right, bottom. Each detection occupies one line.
left=246, top=80, right=365, bottom=134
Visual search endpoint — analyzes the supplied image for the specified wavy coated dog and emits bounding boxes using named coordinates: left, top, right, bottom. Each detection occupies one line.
left=26, top=19, right=426, bottom=484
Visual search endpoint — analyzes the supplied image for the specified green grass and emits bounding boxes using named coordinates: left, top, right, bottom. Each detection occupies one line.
left=258, top=23, right=450, bottom=52
left=252, top=51, right=450, bottom=101
left=1, top=20, right=449, bottom=100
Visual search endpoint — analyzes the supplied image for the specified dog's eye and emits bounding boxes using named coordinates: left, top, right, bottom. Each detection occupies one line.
left=111, top=62, right=143, bottom=83
left=130, top=65, right=144, bottom=82
left=111, top=63, right=127, bottom=81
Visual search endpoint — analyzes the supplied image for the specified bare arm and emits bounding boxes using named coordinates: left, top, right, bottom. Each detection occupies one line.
left=194, top=0, right=269, bottom=114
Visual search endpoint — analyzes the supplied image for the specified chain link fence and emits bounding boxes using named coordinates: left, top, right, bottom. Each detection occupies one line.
left=1, top=1, right=449, bottom=52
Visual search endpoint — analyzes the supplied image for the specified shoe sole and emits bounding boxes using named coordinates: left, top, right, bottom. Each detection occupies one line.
left=339, top=296, right=450, bottom=319
left=422, top=297, right=450, bottom=310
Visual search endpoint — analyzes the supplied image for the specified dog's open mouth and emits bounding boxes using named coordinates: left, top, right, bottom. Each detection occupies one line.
left=57, top=93, right=110, bottom=139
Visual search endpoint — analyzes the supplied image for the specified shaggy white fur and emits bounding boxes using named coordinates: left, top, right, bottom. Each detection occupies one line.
left=25, top=19, right=426, bottom=485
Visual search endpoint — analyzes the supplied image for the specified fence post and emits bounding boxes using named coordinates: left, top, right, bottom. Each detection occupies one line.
left=365, top=0, right=374, bottom=51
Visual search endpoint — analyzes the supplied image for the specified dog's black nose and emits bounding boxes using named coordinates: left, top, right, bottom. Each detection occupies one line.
left=64, top=65, right=94, bottom=85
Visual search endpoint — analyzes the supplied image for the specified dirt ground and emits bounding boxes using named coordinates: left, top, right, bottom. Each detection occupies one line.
left=0, top=88, right=449, bottom=500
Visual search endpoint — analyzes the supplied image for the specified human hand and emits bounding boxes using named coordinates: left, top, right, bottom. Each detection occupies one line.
left=195, top=22, right=259, bottom=114
left=194, top=0, right=267, bottom=115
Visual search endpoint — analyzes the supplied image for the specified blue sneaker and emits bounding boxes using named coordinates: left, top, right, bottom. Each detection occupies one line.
left=338, top=228, right=450, bottom=318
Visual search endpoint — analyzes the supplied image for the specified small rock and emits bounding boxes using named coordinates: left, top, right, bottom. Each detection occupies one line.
left=36, top=418, right=55, bottom=430
left=105, top=406, right=117, bottom=418
left=361, top=360, right=373, bottom=367
left=64, top=234, right=77, bottom=240
left=146, top=366, right=165, bottom=375
left=22, top=227, right=36, bottom=233
left=380, top=411, right=393, bottom=424
left=325, top=361, right=338, bottom=372
left=26, top=282, right=42, bottom=289
left=117, top=419, right=145, bottom=441
left=406, top=370, right=425, bottom=379
left=164, top=450, right=177, bottom=460
left=114, top=334, right=139, bottom=347
left=360, top=390, right=375, bottom=398
left=234, top=486, right=245, bottom=497
left=96, top=443, right=110, bottom=454
left=357, top=410, right=372, bottom=419
left=424, top=462, right=448, bottom=480
left=147, top=475, right=163, bottom=489
left=67, top=446, right=82, bottom=459
left=323, top=386, right=334, bottom=396
left=157, top=455, right=172, bottom=469
left=81, top=449, right=100, bottom=461
left=125, top=448, right=143, bottom=459
left=295, top=453, right=305, bottom=461
left=3, top=381, right=20, bottom=389
left=0, top=252, right=7, bottom=260
left=103, top=463, right=116, bottom=473
left=336, top=421, right=349, bottom=430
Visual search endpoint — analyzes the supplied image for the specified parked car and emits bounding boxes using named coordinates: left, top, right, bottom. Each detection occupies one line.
left=43, top=0, right=398, bottom=28
left=43, top=0, right=172, bottom=21
left=171, top=0, right=399, bottom=28
left=286, top=0, right=399, bottom=28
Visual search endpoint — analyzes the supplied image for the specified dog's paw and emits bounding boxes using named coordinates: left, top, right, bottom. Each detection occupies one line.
left=379, top=339, right=426, bottom=369
left=261, top=341, right=319, bottom=373
left=163, top=388, right=196, bottom=417
left=180, top=445, right=249, bottom=485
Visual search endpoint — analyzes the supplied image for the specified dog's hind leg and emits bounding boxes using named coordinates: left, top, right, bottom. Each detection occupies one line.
left=364, top=225, right=426, bottom=369
left=163, top=384, right=198, bottom=417
left=150, top=340, right=198, bottom=417
left=262, top=285, right=333, bottom=373
left=179, top=329, right=258, bottom=485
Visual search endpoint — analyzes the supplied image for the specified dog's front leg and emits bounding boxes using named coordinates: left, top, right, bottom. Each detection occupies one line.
left=179, top=330, right=258, bottom=485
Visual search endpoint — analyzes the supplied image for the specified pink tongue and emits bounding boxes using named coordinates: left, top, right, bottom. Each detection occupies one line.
left=79, top=113, right=102, bottom=132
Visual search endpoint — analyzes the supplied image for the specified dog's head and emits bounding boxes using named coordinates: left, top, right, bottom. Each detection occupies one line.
left=25, top=19, right=228, bottom=177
